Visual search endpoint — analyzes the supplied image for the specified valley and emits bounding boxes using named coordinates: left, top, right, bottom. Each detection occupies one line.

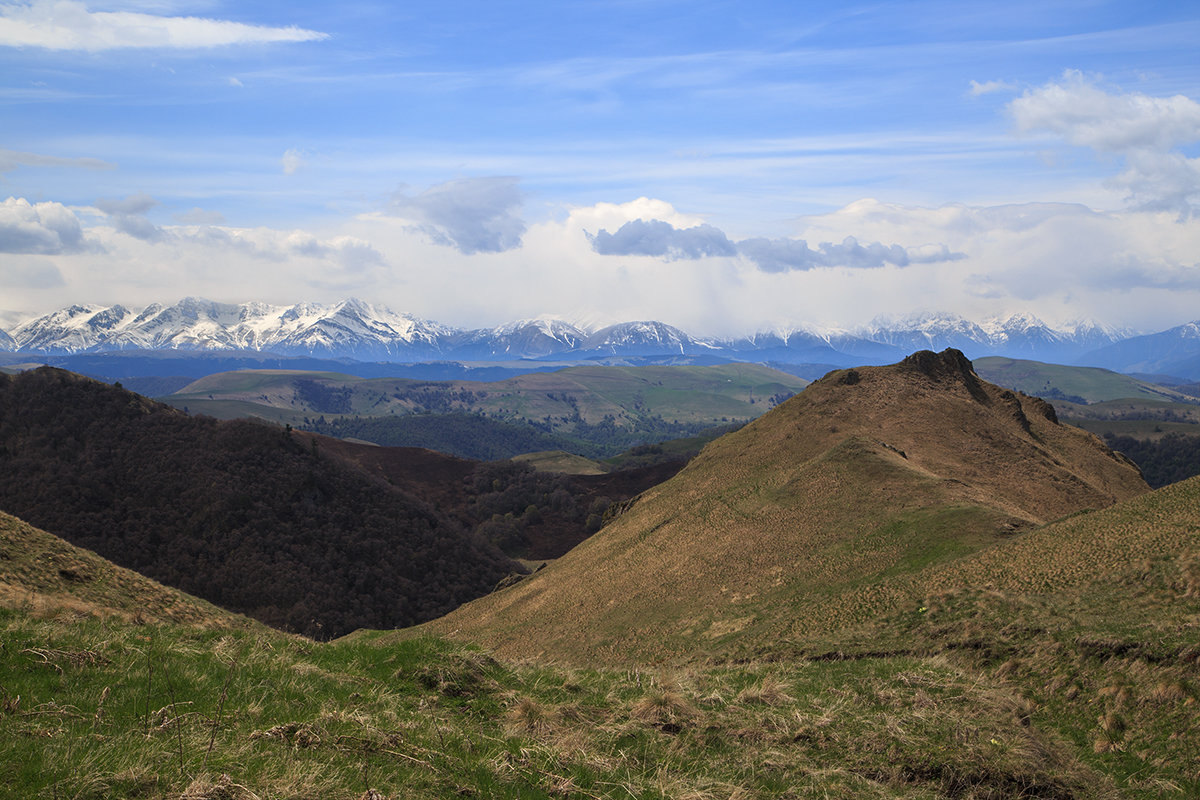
left=0, top=348, right=1198, bottom=798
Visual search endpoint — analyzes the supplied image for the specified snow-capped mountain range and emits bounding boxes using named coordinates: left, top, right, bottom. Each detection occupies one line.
left=0, top=297, right=1182, bottom=373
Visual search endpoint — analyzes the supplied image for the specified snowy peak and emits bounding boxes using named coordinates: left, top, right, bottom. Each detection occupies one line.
left=464, top=318, right=587, bottom=357
left=583, top=321, right=710, bottom=355
left=12, top=304, right=135, bottom=352
left=5, top=298, right=450, bottom=358
left=861, top=311, right=988, bottom=353
left=0, top=300, right=1153, bottom=368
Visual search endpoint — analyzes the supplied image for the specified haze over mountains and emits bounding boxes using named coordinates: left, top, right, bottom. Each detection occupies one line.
left=6, top=297, right=1189, bottom=373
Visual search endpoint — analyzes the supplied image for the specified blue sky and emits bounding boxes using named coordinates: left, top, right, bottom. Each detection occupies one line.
left=2, top=0, right=1199, bottom=335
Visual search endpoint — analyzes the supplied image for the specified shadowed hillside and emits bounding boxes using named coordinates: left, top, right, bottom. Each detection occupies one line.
left=413, top=349, right=1150, bottom=661
left=0, top=368, right=521, bottom=638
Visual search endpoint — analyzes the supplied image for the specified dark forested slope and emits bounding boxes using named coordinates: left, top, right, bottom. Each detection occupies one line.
left=0, top=368, right=520, bottom=638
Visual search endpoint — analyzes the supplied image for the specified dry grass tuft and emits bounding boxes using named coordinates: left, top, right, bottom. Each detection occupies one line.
left=1097, top=711, right=1126, bottom=737
left=249, top=721, right=323, bottom=748
left=180, top=774, right=260, bottom=800
left=505, top=696, right=557, bottom=738
left=1148, top=681, right=1191, bottom=704
left=735, top=675, right=791, bottom=706
left=630, top=688, right=698, bottom=731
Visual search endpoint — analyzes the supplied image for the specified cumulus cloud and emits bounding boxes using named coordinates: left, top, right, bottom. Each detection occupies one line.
left=0, top=196, right=89, bottom=254
left=589, top=219, right=736, bottom=260
left=0, top=0, right=328, bottom=51
left=587, top=215, right=962, bottom=271
left=1012, top=71, right=1200, bottom=151
left=389, top=176, right=526, bottom=254
left=1010, top=71, right=1200, bottom=214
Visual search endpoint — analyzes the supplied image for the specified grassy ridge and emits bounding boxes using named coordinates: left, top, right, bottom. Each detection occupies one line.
left=973, top=357, right=1196, bottom=404
left=0, top=606, right=1132, bottom=800
left=166, top=363, right=808, bottom=429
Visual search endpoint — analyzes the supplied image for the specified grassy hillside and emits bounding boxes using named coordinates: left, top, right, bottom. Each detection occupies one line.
left=166, top=363, right=808, bottom=430
left=974, top=356, right=1197, bottom=404
left=413, top=350, right=1149, bottom=663
left=2, top=490, right=1197, bottom=798
left=0, top=604, right=1133, bottom=800
left=512, top=450, right=610, bottom=475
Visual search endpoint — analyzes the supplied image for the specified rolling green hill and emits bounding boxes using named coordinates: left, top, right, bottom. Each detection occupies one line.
left=974, top=356, right=1197, bottom=405
left=165, top=363, right=808, bottom=431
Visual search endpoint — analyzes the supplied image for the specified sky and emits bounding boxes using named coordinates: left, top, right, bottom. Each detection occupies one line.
left=1, top=0, right=1199, bottom=336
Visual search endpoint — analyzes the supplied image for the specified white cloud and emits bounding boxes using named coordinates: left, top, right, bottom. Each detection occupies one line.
left=0, top=0, right=327, bottom=51
left=1010, top=71, right=1200, bottom=214
left=1011, top=71, right=1200, bottom=152
left=585, top=213, right=963, bottom=271
left=0, top=196, right=90, bottom=254
left=791, top=198, right=1200, bottom=329
left=389, top=176, right=526, bottom=254
left=281, top=148, right=306, bottom=175
left=95, top=192, right=157, bottom=216
left=95, top=192, right=162, bottom=241
left=968, top=79, right=1014, bottom=96
left=589, top=219, right=736, bottom=260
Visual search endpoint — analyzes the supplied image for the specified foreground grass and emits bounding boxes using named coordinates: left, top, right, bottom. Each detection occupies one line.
left=5, top=594, right=1196, bottom=800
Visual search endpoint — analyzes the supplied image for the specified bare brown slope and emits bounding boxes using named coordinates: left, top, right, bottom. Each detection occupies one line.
left=408, top=350, right=1149, bottom=662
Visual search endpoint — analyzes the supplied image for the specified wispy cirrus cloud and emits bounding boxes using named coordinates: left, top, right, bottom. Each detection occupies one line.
left=0, top=148, right=114, bottom=173
left=0, top=0, right=327, bottom=51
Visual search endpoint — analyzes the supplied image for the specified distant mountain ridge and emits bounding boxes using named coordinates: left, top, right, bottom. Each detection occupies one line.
left=1, top=297, right=1183, bottom=372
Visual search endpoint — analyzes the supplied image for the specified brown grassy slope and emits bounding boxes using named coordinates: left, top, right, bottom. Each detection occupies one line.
left=406, top=349, right=1149, bottom=662
left=0, top=511, right=258, bottom=630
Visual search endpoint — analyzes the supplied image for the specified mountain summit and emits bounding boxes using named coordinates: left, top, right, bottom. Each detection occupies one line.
left=416, top=349, right=1149, bottom=661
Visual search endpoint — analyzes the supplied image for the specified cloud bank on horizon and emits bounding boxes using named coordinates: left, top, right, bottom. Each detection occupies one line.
left=1, top=0, right=1199, bottom=336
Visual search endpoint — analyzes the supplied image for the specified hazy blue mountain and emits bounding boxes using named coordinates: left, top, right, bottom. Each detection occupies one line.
left=1079, top=321, right=1200, bottom=379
